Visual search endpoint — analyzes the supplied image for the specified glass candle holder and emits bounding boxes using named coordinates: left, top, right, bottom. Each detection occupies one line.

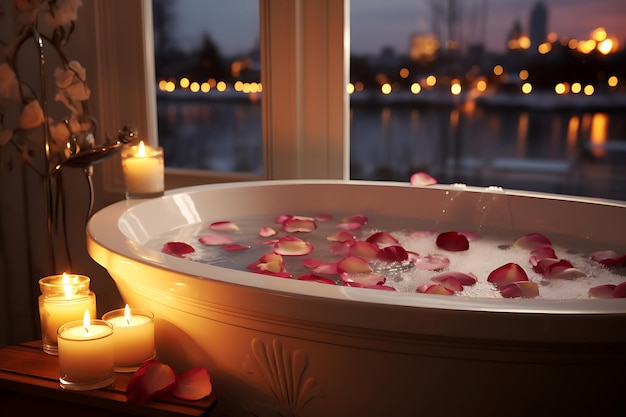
left=102, top=306, right=156, bottom=372
left=58, top=318, right=115, bottom=391
left=38, top=274, right=97, bottom=355
left=121, top=141, right=165, bottom=199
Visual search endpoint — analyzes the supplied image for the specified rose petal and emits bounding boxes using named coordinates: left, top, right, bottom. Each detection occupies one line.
left=591, top=250, right=626, bottom=267
left=514, top=233, right=552, bottom=250
left=336, top=222, right=364, bottom=231
left=329, top=242, right=352, bottom=256
left=302, top=257, right=323, bottom=268
left=296, top=273, right=336, bottom=285
left=314, top=214, right=333, bottom=222
left=431, top=271, right=477, bottom=286
left=614, top=282, right=626, bottom=298
left=410, top=172, right=438, bottom=186
left=336, top=256, right=373, bottom=274
left=341, top=214, right=368, bottom=226
left=430, top=276, right=463, bottom=292
left=313, top=262, right=338, bottom=275
left=209, top=221, right=240, bottom=232
left=275, top=214, right=293, bottom=224
left=529, top=247, right=557, bottom=266
left=221, top=244, right=250, bottom=251
left=340, top=272, right=386, bottom=286
left=533, top=259, right=586, bottom=279
left=126, top=360, right=176, bottom=403
left=377, top=245, right=409, bottom=262
left=500, top=281, right=539, bottom=298
left=273, top=236, right=313, bottom=256
left=162, top=242, right=195, bottom=258
left=282, top=217, right=317, bottom=233
left=436, top=231, right=470, bottom=251
left=171, top=367, right=213, bottom=401
left=416, top=283, right=454, bottom=295
left=588, top=284, right=617, bottom=299
left=259, top=226, right=277, bottom=238
left=487, top=263, right=528, bottom=288
left=366, top=231, right=399, bottom=248
left=327, top=231, right=356, bottom=242
left=410, top=253, right=450, bottom=271
left=346, top=282, right=397, bottom=291
left=349, top=241, right=381, bottom=259
left=198, top=234, right=235, bottom=246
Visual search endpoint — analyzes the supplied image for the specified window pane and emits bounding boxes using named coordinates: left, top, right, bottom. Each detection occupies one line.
left=152, top=0, right=262, bottom=174
left=350, top=0, right=626, bottom=201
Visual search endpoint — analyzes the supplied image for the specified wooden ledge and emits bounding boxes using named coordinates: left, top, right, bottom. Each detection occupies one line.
left=0, top=341, right=216, bottom=416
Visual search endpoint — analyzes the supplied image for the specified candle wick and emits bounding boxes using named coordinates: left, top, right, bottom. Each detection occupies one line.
left=84, top=326, right=90, bottom=334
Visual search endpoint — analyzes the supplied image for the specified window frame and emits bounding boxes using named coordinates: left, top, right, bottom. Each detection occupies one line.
left=89, top=0, right=349, bottom=201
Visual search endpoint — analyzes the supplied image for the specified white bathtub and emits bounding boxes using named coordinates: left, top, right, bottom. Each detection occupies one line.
left=87, top=180, right=626, bottom=417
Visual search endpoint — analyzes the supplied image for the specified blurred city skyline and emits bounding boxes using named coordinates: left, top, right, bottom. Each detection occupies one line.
left=171, top=0, right=626, bottom=56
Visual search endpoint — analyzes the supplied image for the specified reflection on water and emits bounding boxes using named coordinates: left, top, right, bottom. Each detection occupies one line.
left=157, top=98, right=626, bottom=201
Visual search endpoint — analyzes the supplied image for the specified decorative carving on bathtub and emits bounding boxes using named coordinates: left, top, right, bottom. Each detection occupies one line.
left=242, top=338, right=324, bottom=416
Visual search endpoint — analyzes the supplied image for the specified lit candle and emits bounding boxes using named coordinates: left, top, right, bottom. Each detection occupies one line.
left=58, top=310, right=115, bottom=391
left=121, top=141, right=164, bottom=198
left=38, top=273, right=97, bottom=355
left=102, top=304, right=155, bottom=372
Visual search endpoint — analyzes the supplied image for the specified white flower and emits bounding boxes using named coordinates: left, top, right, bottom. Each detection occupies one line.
left=0, top=63, right=20, bottom=101
left=19, top=100, right=45, bottom=129
left=50, top=0, right=83, bottom=27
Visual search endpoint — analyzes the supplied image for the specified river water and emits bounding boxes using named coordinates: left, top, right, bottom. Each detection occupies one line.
left=157, top=98, right=626, bottom=201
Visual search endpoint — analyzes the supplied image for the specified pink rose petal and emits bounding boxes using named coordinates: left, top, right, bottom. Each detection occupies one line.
left=533, top=258, right=586, bottom=279
left=275, top=214, right=292, bottom=224
left=366, top=231, right=399, bottom=248
left=346, top=282, right=397, bottom=291
left=282, top=217, right=317, bottom=233
left=162, top=242, right=195, bottom=258
left=529, top=247, right=557, bottom=266
left=341, top=214, right=368, bottom=226
left=259, top=226, right=277, bottom=238
left=221, top=244, right=250, bottom=251
left=314, top=214, right=333, bottom=222
left=416, top=283, right=454, bottom=295
left=500, top=281, right=539, bottom=298
left=171, top=367, right=213, bottom=401
left=198, top=234, right=235, bottom=246
left=209, top=221, right=240, bottom=232
left=313, top=262, right=338, bottom=275
left=588, top=284, right=617, bottom=299
left=431, top=276, right=463, bottom=292
left=340, top=272, right=386, bottom=286
left=591, top=250, right=626, bottom=267
left=410, top=172, right=438, bottom=186
left=377, top=245, right=409, bottom=262
left=302, top=257, right=323, bottom=268
left=296, top=273, right=336, bottom=285
left=329, top=242, right=352, bottom=256
left=431, top=271, right=477, bottom=286
left=336, top=222, right=364, bottom=231
left=410, top=253, right=450, bottom=271
left=349, top=241, right=381, bottom=259
left=436, top=231, right=470, bottom=251
left=336, top=256, right=373, bottom=274
left=514, top=233, right=552, bottom=250
left=273, top=236, right=314, bottom=256
left=327, top=231, right=356, bottom=243
left=487, top=263, right=528, bottom=288
left=126, top=360, right=176, bottom=404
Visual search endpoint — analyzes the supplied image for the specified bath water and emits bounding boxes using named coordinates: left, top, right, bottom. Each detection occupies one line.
left=147, top=213, right=625, bottom=300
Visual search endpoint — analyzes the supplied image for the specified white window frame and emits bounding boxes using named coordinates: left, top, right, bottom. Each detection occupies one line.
left=86, top=0, right=349, bottom=202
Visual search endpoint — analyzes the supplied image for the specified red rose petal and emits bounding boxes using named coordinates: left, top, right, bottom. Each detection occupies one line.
left=487, top=263, right=528, bottom=288
left=514, top=233, right=552, bottom=250
left=171, top=367, right=213, bottom=401
left=340, top=272, right=386, bottom=286
left=126, top=360, right=176, bottom=403
left=436, top=231, right=470, bottom=251
left=410, top=172, right=438, bottom=186
left=533, top=258, right=586, bottom=279
left=337, top=256, right=373, bottom=274
left=431, top=276, right=463, bottom=292
left=588, top=284, right=617, bottom=299
left=431, top=271, right=477, bottom=286
left=529, top=247, right=557, bottom=266
left=162, top=242, right=195, bottom=258
left=296, top=273, right=336, bottom=285
left=273, top=236, right=314, bottom=256
left=209, top=221, right=240, bottom=232
left=500, top=281, right=539, bottom=298
left=302, top=257, right=323, bottom=268
left=349, top=241, right=381, bottom=259
left=613, top=282, right=626, bottom=298
left=377, top=245, right=409, bottom=262
left=327, top=231, right=356, bottom=243
left=198, top=234, right=235, bottom=246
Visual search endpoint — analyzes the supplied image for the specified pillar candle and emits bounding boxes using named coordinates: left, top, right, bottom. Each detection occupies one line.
left=121, top=141, right=164, bottom=198
left=103, top=305, right=155, bottom=372
left=58, top=311, right=115, bottom=391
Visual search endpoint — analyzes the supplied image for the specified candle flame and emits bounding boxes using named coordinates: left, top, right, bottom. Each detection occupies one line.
left=62, top=272, right=72, bottom=299
left=137, top=140, right=146, bottom=157
left=83, top=310, right=91, bottom=334
left=124, top=304, right=131, bottom=325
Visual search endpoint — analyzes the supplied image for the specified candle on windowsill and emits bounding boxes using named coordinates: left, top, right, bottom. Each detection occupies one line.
left=57, top=310, right=115, bottom=391
left=102, top=304, right=156, bottom=372
left=121, top=141, right=165, bottom=199
left=38, top=273, right=97, bottom=355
